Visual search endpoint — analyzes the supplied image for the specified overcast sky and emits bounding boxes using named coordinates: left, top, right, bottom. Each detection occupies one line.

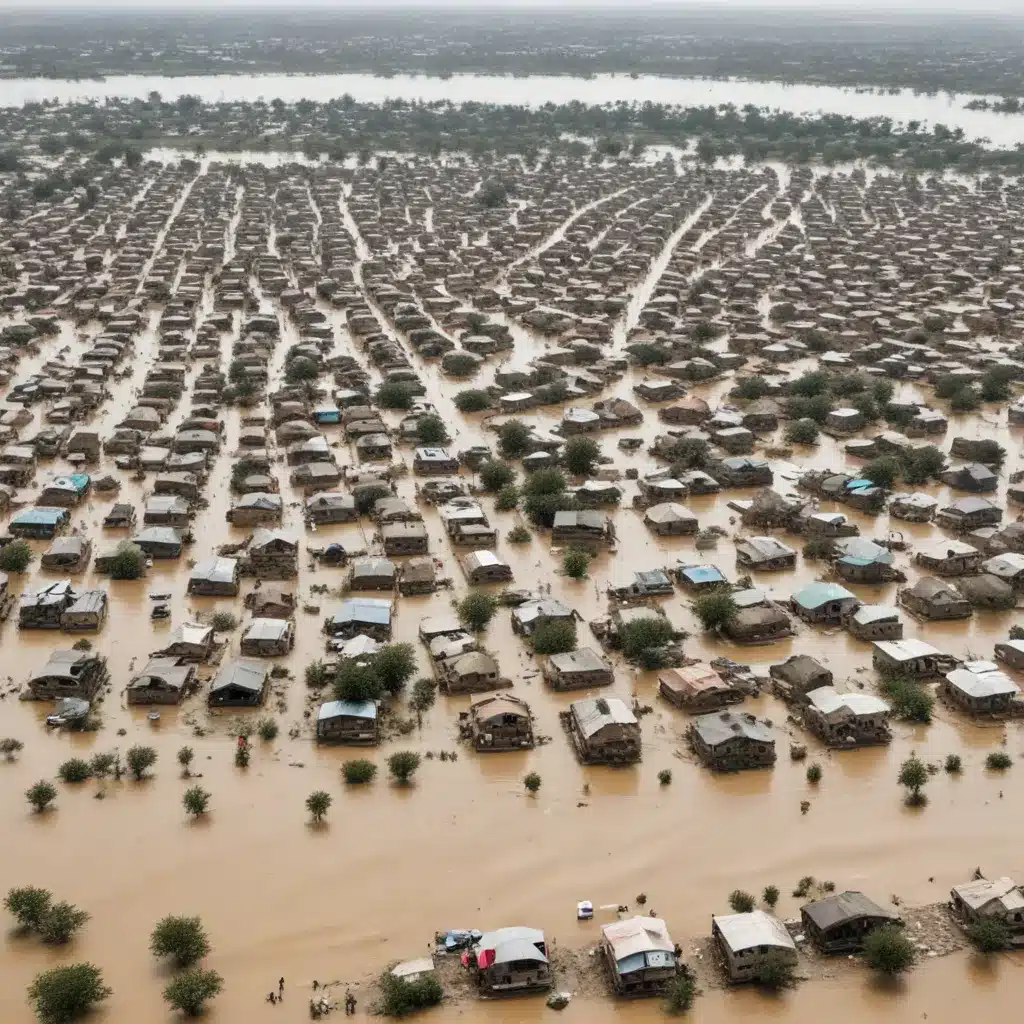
left=0, top=0, right=1019, bottom=9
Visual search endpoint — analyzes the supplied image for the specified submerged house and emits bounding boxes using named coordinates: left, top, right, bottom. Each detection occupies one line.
left=832, top=537, right=899, bottom=584
left=643, top=502, right=699, bottom=536
left=688, top=711, right=775, bottom=771
left=769, top=654, right=832, bottom=700
left=462, top=550, right=514, bottom=585
left=844, top=604, right=903, bottom=641
left=724, top=588, right=792, bottom=644
left=126, top=657, right=197, bottom=705
left=316, top=699, right=379, bottom=744
left=226, top=492, right=284, bottom=526
left=381, top=520, right=429, bottom=556
left=790, top=582, right=859, bottom=624
left=466, top=693, right=535, bottom=751
left=941, top=662, right=1021, bottom=715
left=542, top=648, right=613, bottom=690
left=712, top=911, right=797, bottom=983
left=601, top=917, right=679, bottom=997
left=803, top=687, right=891, bottom=746
left=440, top=651, right=503, bottom=695
left=565, top=696, right=641, bottom=764
left=19, top=580, right=77, bottom=629
left=208, top=660, right=269, bottom=707
left=872, top=638, right=954, bottom=679
left=551, top=510, right=615, bottom=548
left=935, top=496, right=1002, bottom=533
left=247, top=528, right=299, bottom=578
left=899, top=577, right=972, bottom=620
left=156, top=622, right=215, bottom=662
left=325, top=598, right=393, bottom=641
left=473, top=927, right=551, bottom=995
left=26, top=650, right=105, bottom=700
left=133, top=526, right=183, bottom=559
left=735, top=536, right=797, bottom=572
left=240, top=618, right=295, bottom=657
left=40, top=536, right=91, bottom=574
left=801, top=892, right=901, bottom=954
left=9, top=506, right=69, bottom=539
left=187, top=557, right=240, bottom=596
left=915, top=540, right=983, bottom=577
left=60, top=589, right=108, bottom=632
left=304, top=491, right=359, bottom=525
left=659, top=664, right=741, bottom=713
left=950, top=878, right=1024, bottom=940
left=349, top=557, right=397, bottom=592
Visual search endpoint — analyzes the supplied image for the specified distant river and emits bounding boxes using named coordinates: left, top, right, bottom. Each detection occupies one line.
left=2, top=72, right=1023, bottom=146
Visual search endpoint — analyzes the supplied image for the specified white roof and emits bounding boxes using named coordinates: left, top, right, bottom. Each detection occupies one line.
left=601, top=917, right=674, bottom=959
left=713, top=910, right=796, bottom=954
left=945, top=667, right=1020, bottom=699
left=806, top=686, right=890, bottom=717
left=982, top=553, right=1024, bottom=577
left=873, top=638, right=943, bottom=661
left=952, top=877, right=1024, bottom=912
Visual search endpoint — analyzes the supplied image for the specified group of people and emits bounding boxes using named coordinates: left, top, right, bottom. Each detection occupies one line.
left=266, top=977, right=357, bottom=1016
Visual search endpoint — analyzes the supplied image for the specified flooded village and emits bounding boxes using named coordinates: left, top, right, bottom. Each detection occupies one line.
left=3, top=11, right=1024, bottom=1024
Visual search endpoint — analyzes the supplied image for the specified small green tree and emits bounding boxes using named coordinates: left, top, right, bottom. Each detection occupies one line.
left=694, top=592, right=738, bottom=631
left=562, top=548, right=590, bottom=579
left=106, top=541, right=146, bottom=580
left=755, top=951, right=796, bottom=989
left=57, top=759, right=92, bottom=784
left=177, top=746, right=195, bottom=777
left=879, top=676, right=934, bottom=723
left=5, top=887, right=53, bottom=930
left=453, top=389, right=492, bottom=413
left=784, top=419, right=819, bottom=445
left=986, top=751, right=1013, bottom=771
left=966, top=917, right=1010, bottom=953
left=495, top=485, right=520, bottom=511
left=38, top=902, right=90, bottom=945
left=163, top=967, right=223, bottom=1017
left=532, top=618, right=577, bottom=655
left=863, top=925, right=916, bottom=974
left=150, top=915, right=211, bottom=968
left=410, top=678, right=436, bottom=722
left=305, top=660, right=331, bottom=688
left=126, top=745, right=158, bottom=780
left=416, top=414, right=450, bottom=445
left=663, top=971, right=696, bottom=1015
left=523, top=772, right=542, bottom=794
left=343, top=759, right=378, bottom=785
left=0, top=539, right=34, bottom=572
left=388, top=751, right=421, bottom=785
left=458, top=592, right=497, bottom=631
left=1, top=737, right=24, bottom=760
left=28, top=963, right=111, bottom=1024
left=944, top=754, right=963, bottom=774
left=373, top=643, right=418, bottom=696
left=497, top=419, right=531, bottom=459
left=763, top=885, right=780, bottom=908
left=376, top=968, right=443, bottom=1016
left=209, top=611, right=237, bottom=633
left=257, top=717, right=278, bottom=741
left=88, top=752, right=116, bottom=781
left=618, top=616, right=674, bottom=664
left=375, top=382, right=414, bottom=410
left=898, top=757, right=928, bottom=806
left=806, top=763, right=823, bottom=785
left=306, top=790, right=332, bottom=823
left=506, top=523, right=530, bottom=542
left=562, top=436, right=601, bottom=476
left=183, top=787, right=210, bottom=818
left=863, top=456, right=901, bottom=489
left=729, top=890, right=756, bottom=913
left=479, top=460, right=516, bottom=492
left=27, top=780, right=57, bottom=813
left=333, top=661, right=385, bottom=703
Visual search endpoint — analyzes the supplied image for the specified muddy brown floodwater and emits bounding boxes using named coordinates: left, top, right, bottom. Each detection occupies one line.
left=1, top=152, right=1023, bottom=1024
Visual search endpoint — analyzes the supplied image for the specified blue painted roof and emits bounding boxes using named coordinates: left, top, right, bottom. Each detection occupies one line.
left=682, top=565, right=726, bottom=584
left=13, top=507, right=68, bottom=525
left=318, top=699, right=377, bottom=721
left=793, top=582, right=856, bottom=608
left=333, top=598, right=392, bottom=625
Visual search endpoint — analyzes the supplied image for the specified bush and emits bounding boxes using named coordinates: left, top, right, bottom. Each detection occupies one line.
left=88, top=752, right=116, bottom=780
left=5, top=887, right=53, bottom=930
left=629, top=342, right=669, bottom=366
left=305, top=660, right=331, bottom=688
left=497, top=419, right=531, bottom=459
left=343, top=759, right=378, bottom=785
left=562, top=548, right=590, bottom=579
left=901, top=445, right=946, bottom=484
left=734, top=375, right=768, bottom=400
left=562, top=436, right=601, bottom=476
left=658, top=769, right=672, bottom=785
left=944, top=754, right=962, bottom=774
left=897, top=756, right=929, bottom=806
left=126, top=745, right=158, bottom=780
left=106, top=541, right=146, bottom=580
left=177, top=747, right=195, bottom=776
left=806, top=763, right=823, bottom=785
left=442, top=352, right=480, bottom=377
left=665, top=437, right=710, bottom=470
left=388, top=751, right=421, bottom=784
left=863, top=925, right=916, bottom=974
left=374, top=643, right=418, bottom=696
left=27, top=780, right=57, bottom=812
left=257, top=717, right=279, bottom=741
left=791, top=370, right=829, bottom=397
left=453, top=389, right=492, bottom=412
left=150, top=915, right=211, bottom=967
left=353, top=483, right=391, bottom=515
left=618, top=616, right=674, bottom=663
left=1, top=737, right=24, bottom=760
left=479, top=460, right=516, bottom=492
left=285, top=356, right=319, bottom=383
left=506, top=524, right=530, bottom=543
left=28, top=963, right=111, bottom=1024
left=523, top=468, right=566, bottom=498
left=376, top=382, right=414, bottom=410
left=532, top=619, right=578, bottom=655
left=306, top=790, right=332, bottom=823
left=163, top=967, right=223, bottom=1017
left=183, top=787, right=210, bottom=818
left=728, top=890, right=756, bottom=913
left=458, top=592, right=497, bottom=631
left=763, top=885, right=780, bottom=908
left=416, top=414, right=450, bottom=445
left=39, top=902, right=90, bottom=945
left=980, top=367, right=1013, bottom=403
left=495, top=485, right=520, bottom=511
left=0, top=539, right=34, bottom=572
left=879, top=676, right=934, bottom=724
left=863, top=456, right=901, bottom=489
left=334, top=661, right=385, bottom=702
left=410, top=677, right=437, bottom=717
left=967, top=917, right=1010, bottom=953
left=755, top=951, right=796, bottom=990
left=663, top=971, right=696, bottom=1015
left=523, top=772, right=542, bottom=793
left=235, top=742, right=250, bottom=769
left=376, top=968, right=443, bottom=1017
left=57, top=759, right=92, bottom=784
left=784, top=418, right=819, bottom=445
left=986, top=751, right=1013, bottom=771
left=950, top=387, right=980, bottom=412
left=694, top=592, right=737, bottom=631
left=523, top=490, right=576, bottom=527
left=210, top=611, right=237, bottom=633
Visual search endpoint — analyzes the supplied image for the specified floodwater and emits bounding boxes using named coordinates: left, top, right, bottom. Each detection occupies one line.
left=2, top=72, right=1024, bottom=146
left=1, top=158, right=1023, bottom=1024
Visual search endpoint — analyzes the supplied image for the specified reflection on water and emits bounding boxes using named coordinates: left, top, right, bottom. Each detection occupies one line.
left=2, top=72, right=1024, bottom=145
